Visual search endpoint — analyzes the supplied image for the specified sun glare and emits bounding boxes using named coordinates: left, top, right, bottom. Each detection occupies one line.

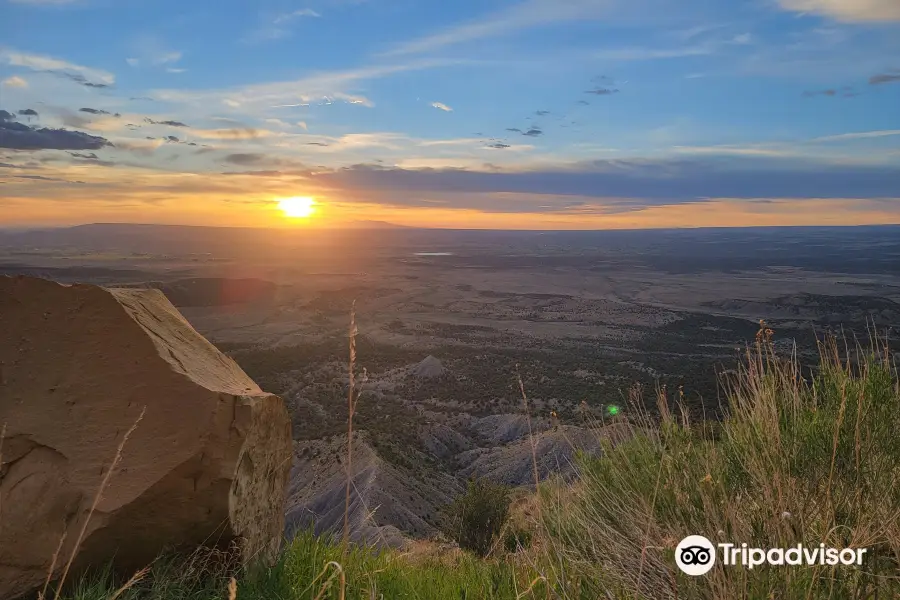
left=278, top=196, right=317, bottom=218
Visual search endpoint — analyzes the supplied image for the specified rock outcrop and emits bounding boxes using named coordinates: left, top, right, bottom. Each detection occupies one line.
left=0, top=276, right=292, bottom=599
left=411, top=355, right=445, bottom=379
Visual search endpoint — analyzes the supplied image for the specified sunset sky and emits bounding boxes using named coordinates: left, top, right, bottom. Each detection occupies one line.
left=1, top=0, right=899, bottom=229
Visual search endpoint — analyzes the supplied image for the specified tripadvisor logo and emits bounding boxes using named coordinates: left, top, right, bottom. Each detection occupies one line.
left=675, top=535, right=868, bottom=576
left=676, top=535, right=717, bottom=576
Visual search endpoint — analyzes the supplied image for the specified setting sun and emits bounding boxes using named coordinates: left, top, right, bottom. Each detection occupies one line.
left=278, top=197, right=317, bottom=218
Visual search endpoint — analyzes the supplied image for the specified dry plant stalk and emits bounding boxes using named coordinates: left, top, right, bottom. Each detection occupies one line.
left=109, top=565, right=151, bottom=600
left=52, top=406, right=147, bottom=600
left=40, top=529, right=68, bottom=600
left=515, top=366, right=541, bottom=495
left=312, top=561, right=346, bottom=600
left=343, top=301, right=358, bottom=554
left=0, top=423, right=5, bottom=533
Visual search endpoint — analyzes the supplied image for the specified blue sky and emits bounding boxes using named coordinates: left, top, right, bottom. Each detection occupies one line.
left=1, top=0, right=899, bottom=228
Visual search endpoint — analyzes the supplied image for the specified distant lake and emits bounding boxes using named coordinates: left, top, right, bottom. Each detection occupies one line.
left=413, top=252, right=454, bottom=256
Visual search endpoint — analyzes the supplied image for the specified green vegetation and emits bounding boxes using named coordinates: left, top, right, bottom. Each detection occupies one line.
left=543, top=332, right=900, bottom=599
left=55, top=531, right=540, bottom=600
left=446, top=478, right=512, bottom=557
left=61, top=331, right=900, bottom=599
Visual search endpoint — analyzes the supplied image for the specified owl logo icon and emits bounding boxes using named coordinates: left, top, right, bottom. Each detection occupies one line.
left=675, top=535, right=716, bottom=576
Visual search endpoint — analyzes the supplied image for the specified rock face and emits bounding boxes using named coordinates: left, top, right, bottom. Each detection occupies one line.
left=0, top=276, right=292, bottom=599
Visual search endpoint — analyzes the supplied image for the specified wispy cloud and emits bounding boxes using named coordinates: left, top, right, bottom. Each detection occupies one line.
left=125, top=35, right=183, bottom=68
left=1, top=49, right=115, bottom=86
left=593, top=44, right=714, bottom=61
left=585, top=87, right=619, bottom=95
left=803, top=86, right=858, bottom=97
left=380, top=0, right=612, bottom=57
left=244, top=7, right=322, bottom=43
left=777, top=0, right=900, bottom=22
left=431, top=101, right=453, bottom=112
left=144, top=117, right=190, bottom=127
left=153, top=58, right=467, bottom=113
left=870, top=68, right=900, bottom=85
left=188, top=127, right=277, bottom=140
left=812, top=129, right=900, bottom=142
left=1, top=76, right=28, bottom=88
left=273, top=8, right=321, bottom=23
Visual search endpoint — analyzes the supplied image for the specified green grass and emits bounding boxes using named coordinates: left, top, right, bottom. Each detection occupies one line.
left=59, top=330, right=900, bottom=600
left=542, top=332, right=900, bottom=599
left=55, top=530, right=545, bottom=600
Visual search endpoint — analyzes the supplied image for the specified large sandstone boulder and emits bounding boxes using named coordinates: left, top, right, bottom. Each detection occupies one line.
left=0, top=276, right=292, bottom=599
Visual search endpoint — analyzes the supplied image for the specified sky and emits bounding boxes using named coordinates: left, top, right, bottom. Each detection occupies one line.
left=1, top=0, right=899, bottom=229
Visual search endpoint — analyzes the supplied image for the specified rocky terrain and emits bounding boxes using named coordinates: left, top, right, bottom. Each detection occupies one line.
left=2, top=224, right=899, bottom=559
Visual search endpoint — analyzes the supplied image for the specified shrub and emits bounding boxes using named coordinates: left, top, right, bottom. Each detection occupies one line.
left=446, top=478, right=512, bottom=557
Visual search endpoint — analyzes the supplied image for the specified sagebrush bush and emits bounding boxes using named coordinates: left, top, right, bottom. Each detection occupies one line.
left=446, top=478, right=512, bottom=557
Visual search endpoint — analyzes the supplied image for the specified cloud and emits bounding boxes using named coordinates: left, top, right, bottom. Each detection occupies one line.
left=67, top=151, right=116, bottom=166
left=2, top=76, right=28, bottom=88
left=593, top=44, right=713, bottom=61
left=380, top=0, right=612, bottom=57
left=1, top=50, right=115, bottom=86
left=534, top=110, right=550, bottom=116
left=869, top=69, right=900, bottom=85
left=273, top=8, right=321, bottom=23
left=308, top=158, right=900, bottom=207
left=0, top=113, right=113, bottom=151
left=80, top=107, right=121, bottom=116
left=803, top=86, right=857, bottom=97
left=14, top=175, right=85, bottom=184
left=812, top=129, right=900, bottom=142
left=126, top=36, right=183, bottom=68
left=188, top=127, right=275, bottom=140
left=17, top=109, right=39, bottom=117
left=144, top=118, right=190, bottom=127
left=506, top=127, right=522, bottom=133
left=152, top=58, right=464, bottom=111
left=431, top=102, right=453, bottom=112
left=244, top=8, right=321, bottom=44
left=777, top=0, right=900, bottom=22
left=224, top=153, right=267, bottom=166
left=522, top=127, right=543, bottom=137
left=585, top=87, right=619, bottom=95
left=487, top=142, right=511, bottom=149
left=56, top=72, right=111, bottom=88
